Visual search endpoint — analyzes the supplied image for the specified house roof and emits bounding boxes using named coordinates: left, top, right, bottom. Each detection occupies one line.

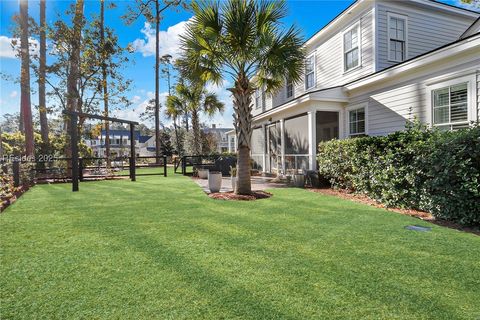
left=139, top=135, right=152, bottom=143
left=461, top=16, right=480, bottom=39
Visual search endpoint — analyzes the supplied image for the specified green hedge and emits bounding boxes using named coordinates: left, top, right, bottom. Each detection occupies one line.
left=317, top=123, right=480, bottom=226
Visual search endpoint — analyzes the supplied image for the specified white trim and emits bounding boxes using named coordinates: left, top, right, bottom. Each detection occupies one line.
left=425, top=74, right=477, bottom=128
left=342, top=20, right=362, bottom=73
left=372, top=2, right=378, bottom=72
left=305, top=52, right=316, bottom=90
left=387, top=12, right=408, bottom=63
left=346, top=102, right=369, bottom=136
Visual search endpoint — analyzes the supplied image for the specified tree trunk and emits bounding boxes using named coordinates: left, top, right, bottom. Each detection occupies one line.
left=100, top=0, right=111, bottom=168
left=191, top=109, right=201, bottom=155
left=66, top=0, right=84, bottom=174
left=173, top=117, right=180, bottom=155
left=20, top=0, right=34, bottom=157
left=154, top=0, right=161, bottom=163
left=38, top=0, right=49, bottom=148
left=185, top=113, right=189, bottom=132
left=232, top=75, right=253, bottom=195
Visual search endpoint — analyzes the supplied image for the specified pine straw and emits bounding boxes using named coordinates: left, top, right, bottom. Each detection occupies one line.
left=208, top=191, right=272, bottom=201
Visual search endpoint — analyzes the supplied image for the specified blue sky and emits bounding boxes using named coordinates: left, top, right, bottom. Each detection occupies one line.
left=0, top=0, right=478, bottom=128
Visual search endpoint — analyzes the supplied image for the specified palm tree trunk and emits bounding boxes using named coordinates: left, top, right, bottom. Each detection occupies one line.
left=20, top=0, right=34, bottom=157
left=38, top=0, right=49, bottom=148
left=232, top=76, right=253, bottom=195
left=154, top=0, right=161, bottom=164
left=191, top=110, right=201, bottom=155
left=173, top=117, right=180, bottom=155
left=100, top=0, right=110, bottom=168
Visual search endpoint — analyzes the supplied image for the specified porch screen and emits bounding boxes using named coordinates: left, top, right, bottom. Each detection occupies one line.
left=251, top=127, right=265, bottom=154
left=268, top=123, right=281, bottom=155
left=284, top=114, right=309, bottom=154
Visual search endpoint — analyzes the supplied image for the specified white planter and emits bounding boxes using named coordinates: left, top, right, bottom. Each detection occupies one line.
left=293, top=174, right=305, bottom=188
left=208, top=171, right=222, bottom=193
left=231, top=176, right=237, bottom=192
left=198, top=168, right=209, bottom=179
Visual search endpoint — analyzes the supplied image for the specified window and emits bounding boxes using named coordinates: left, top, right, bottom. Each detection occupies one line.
left=433, top=83, right=469, bottom=130
left=348, top=107, right=366, bottom=136
left=286, top=77, right=293, bottom=98
left=343, top=23, right=360, bottom=71
left=255, top=90, right=261, bottom=109
left=305, top=54, right=315, bottom=89
left=261, top=89, right=266, bottom=111
left=388, top=13, right=407, bottom=62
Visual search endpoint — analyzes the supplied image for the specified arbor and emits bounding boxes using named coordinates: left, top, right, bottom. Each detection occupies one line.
left=167, top=81, right=224, bottom=155
left=19, top=0, right=34, bottom=157
left=180, top=0, right=304, bottom=194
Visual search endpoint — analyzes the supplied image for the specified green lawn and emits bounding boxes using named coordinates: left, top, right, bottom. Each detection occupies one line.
left=1, top=170, right=479, bottom=319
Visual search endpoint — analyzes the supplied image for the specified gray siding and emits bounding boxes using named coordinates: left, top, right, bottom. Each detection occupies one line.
left=376, top=2, right=475, bottom=70
left=254, top=6, right=375, bottom=116
left=477, top=71, right=480, bottom=121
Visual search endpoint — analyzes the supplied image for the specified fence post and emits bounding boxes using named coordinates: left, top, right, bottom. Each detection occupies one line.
left=79, top=157, right=84, bottom=182
left=129, top=123, right=136, bottom=182
left=13, top=160, right=20, bottom=187
left=163, top=155, right=167, bottom=177
left=182, top=156, right=186, bottom=175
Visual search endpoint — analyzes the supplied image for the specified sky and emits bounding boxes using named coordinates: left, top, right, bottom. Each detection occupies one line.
left=0, top=0, right=478, bottom=129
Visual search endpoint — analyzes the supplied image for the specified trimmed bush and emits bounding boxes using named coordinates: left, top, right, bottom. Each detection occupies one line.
left=317, top=123, right=480, bottom=226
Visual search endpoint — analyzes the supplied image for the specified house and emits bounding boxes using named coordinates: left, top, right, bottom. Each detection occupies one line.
left=87, top=129, right=154, bottom=157
left=203, top=124, right=234, bottom=153
left=249, top=0, right=480, bottom=175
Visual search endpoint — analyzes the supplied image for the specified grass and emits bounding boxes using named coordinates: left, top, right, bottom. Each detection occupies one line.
left=1, top=169, right=479, bottom=319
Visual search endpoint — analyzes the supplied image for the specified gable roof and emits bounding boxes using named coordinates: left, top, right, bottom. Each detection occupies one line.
left=139, top=135, right=152, bottom=143
left=461, top=16, right=480, bottom=39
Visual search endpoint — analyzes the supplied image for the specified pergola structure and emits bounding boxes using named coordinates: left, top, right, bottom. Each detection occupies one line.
left=63, top=110, right=139, bottom=192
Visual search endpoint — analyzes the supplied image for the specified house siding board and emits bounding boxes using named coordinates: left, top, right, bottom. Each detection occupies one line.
left=376, top=2, right=474, bottom=71
left=477, top=71, right=480, bottom=121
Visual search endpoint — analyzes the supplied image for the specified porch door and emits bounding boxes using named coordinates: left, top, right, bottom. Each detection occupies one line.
left=267, top=123, right=280, bottom=173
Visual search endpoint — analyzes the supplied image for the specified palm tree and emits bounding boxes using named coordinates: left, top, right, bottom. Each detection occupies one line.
left=167, top=81, right=224, bottom=155
left=180, top=0, right=304, bottom=194
left=165, top=97, right=184, bottom=155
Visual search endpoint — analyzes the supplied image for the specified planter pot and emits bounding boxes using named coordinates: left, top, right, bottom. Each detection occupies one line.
left=208, top=171, right=222, bottom=193
left=293, top=174, right=305, bottom=188
left=198, top=168, right=209, bottom=179
left=231, top=176, right=237, bottom=192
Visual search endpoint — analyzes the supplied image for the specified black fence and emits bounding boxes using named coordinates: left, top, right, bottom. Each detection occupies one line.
left=174, top=155, right=237, bottom=176
left=1, top=155, right=168, bottom=188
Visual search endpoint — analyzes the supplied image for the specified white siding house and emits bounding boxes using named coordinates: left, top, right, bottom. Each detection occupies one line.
left=250, top=0, right=479, bottom=175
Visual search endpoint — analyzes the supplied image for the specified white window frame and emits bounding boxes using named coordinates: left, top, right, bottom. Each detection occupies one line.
left=387, top=12, right=408, bottom=63
left=342, top=21, right=362, bottom=73
left=346, top=103, right=368, bottom=137
left=305, top=52, right=316, bottom=90
left=255, top=89, right=261, bottom=109
left=426, top=73, right=477, bottom=130
left=286, top=77, right=293, bottom=99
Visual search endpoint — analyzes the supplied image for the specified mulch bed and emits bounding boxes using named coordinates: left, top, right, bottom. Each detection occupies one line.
left=209, top=191, right=272, bottom=201
left=309, top=187, right=479, bottom=236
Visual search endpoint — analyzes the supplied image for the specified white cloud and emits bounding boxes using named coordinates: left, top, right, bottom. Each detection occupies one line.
left=131, top=19, right=192, bottom=59
left=202, top=80, right=234, bottom=129
left=114, top=92, right=169, bottom=125
left=0, top=35, right=39, bottom=59
left=9, top=90, right=18, bottom=98
left=131, top=95, right=141, bottom=104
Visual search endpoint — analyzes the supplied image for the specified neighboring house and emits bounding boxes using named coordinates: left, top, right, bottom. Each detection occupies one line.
left=203, top=124, right=234, bottom=153
left=226, top=129, right=237, bottom=153
left=87, top=129, right=154, bottom=157
left=251, top=0, right=480, bottom=175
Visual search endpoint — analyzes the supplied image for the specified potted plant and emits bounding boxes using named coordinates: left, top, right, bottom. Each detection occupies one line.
left=293, top=169, right=305, bottom=188
left=229, top=166, right=237, bottom=192
left=208, top=171, right=222, bottom=193
left=198, top=167, right=209, bottom=179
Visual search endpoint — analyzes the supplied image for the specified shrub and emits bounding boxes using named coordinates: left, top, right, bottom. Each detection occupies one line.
left=317, top=123, right=480, bottom=226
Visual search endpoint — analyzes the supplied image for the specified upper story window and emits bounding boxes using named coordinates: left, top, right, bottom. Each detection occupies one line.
left=286, top=77, right=293, bottom=98
left=261, top=89, right=266, bottom=111
left=255, top=89, right=261, bottom=109
left=433, top=83, right=468, bottom=130
left=343, top=22, right=360, bottom=72
left=348, top=105, right=366, bottom=136
left=305, top=54, right=315, bottom=89
left=388, top=13, right=407, bottom=62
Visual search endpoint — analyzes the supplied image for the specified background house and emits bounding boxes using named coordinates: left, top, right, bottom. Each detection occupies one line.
left=86, top=129, right=153, bottom=157
left=203, top=124, right=234, bottom=154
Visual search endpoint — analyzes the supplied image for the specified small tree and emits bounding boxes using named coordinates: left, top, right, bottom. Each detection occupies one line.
left=180, top=0, right=304, bottom=194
